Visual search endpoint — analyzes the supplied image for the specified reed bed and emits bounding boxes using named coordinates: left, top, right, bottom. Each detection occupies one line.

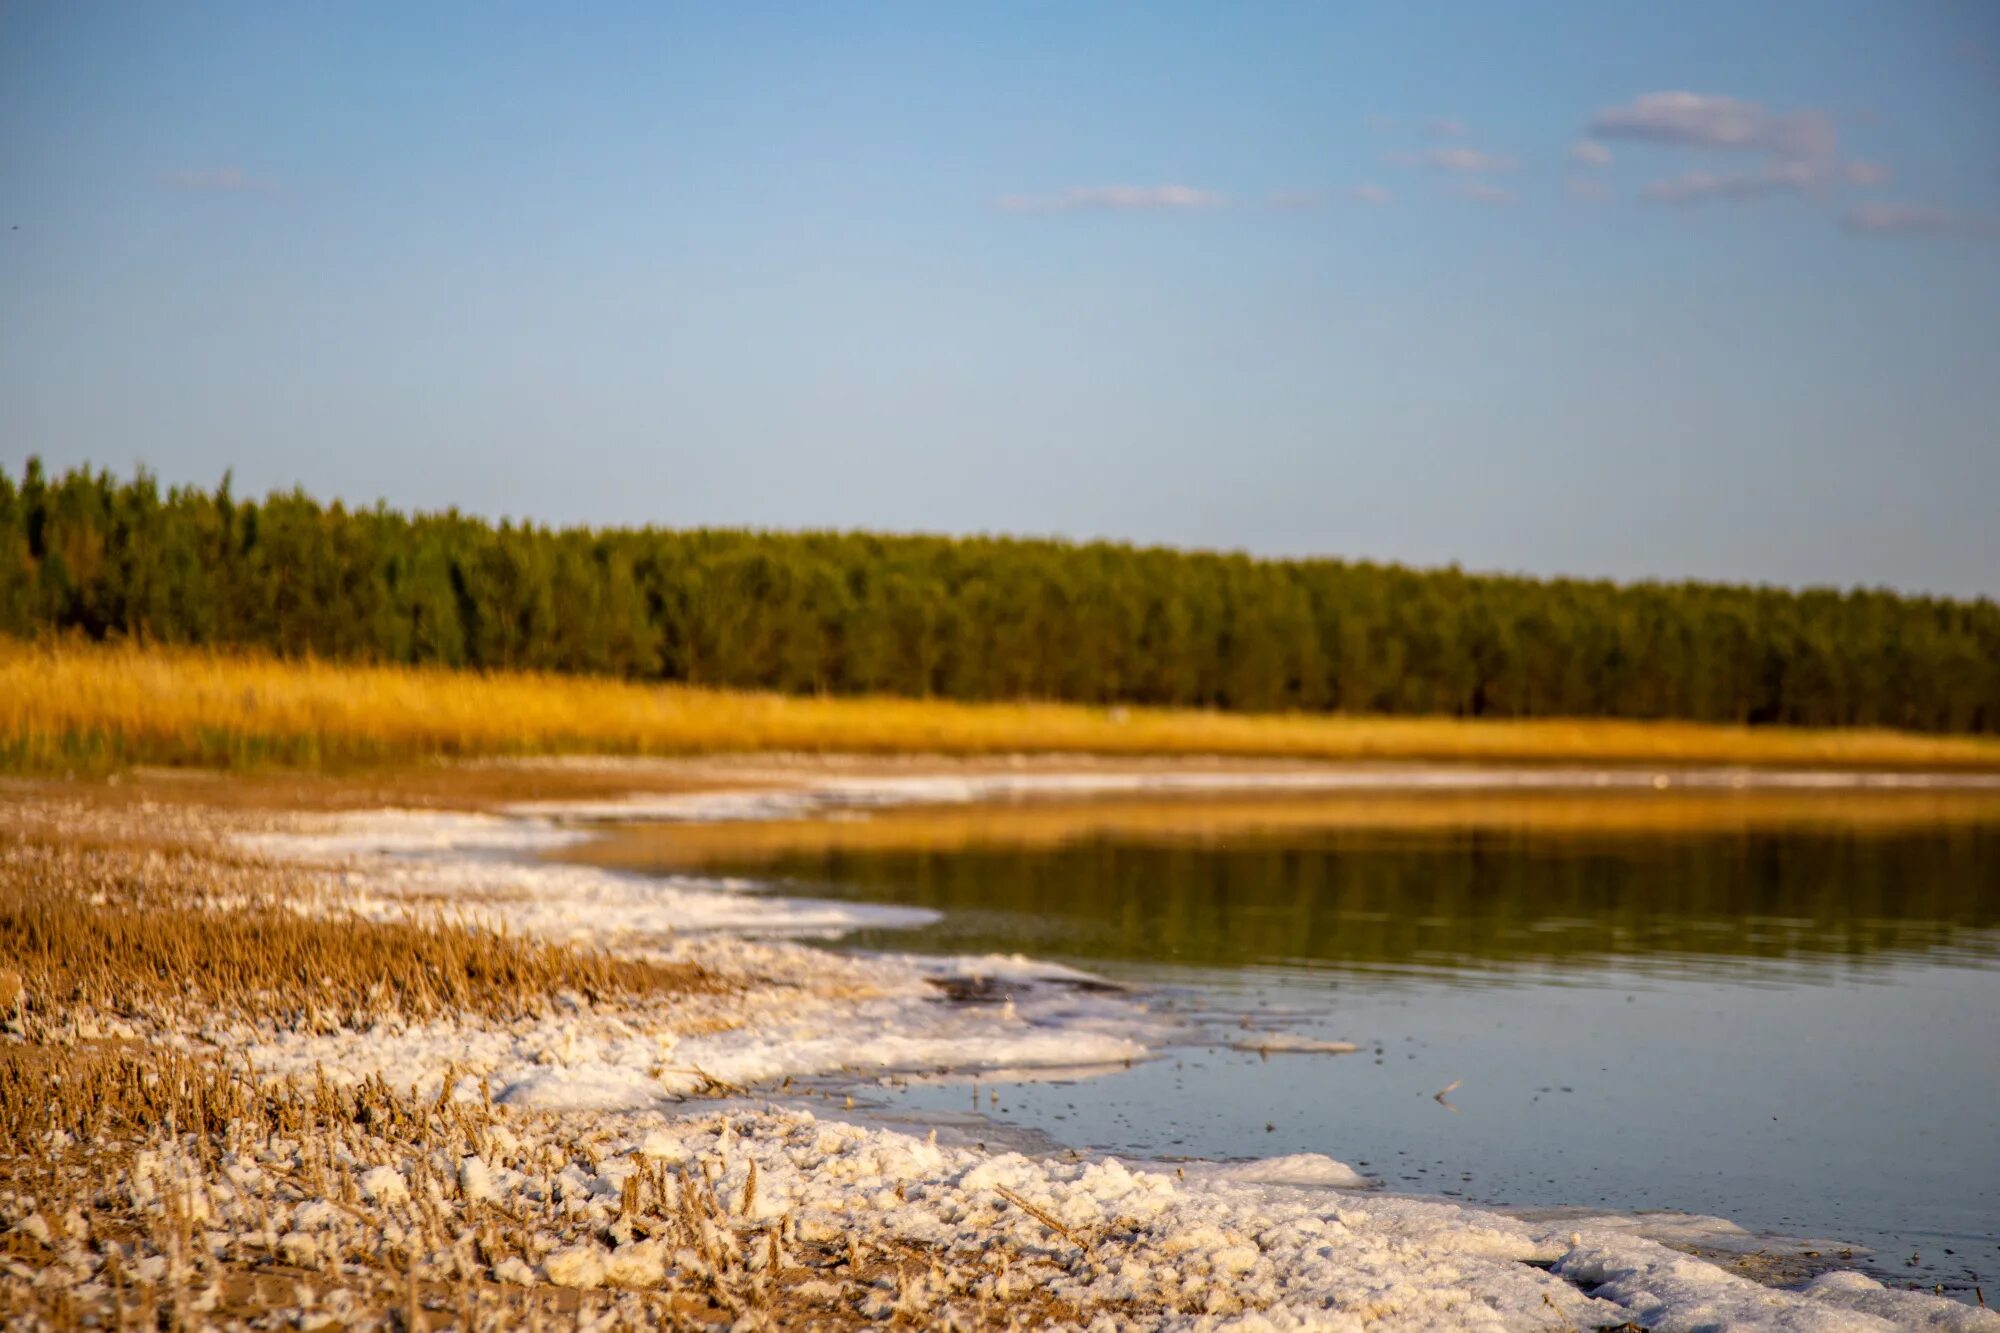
left=0, top=840, right=717, bottom=1033
left=7, top=639, right=2000, bottom=774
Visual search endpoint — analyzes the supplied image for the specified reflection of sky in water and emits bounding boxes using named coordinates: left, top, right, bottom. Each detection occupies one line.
left=612, top=818, right=2000, bottom=1300
left=865, top=962, right=2000, bottom=1297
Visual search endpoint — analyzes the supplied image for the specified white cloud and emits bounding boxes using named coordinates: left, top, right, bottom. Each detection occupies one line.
left=1838, top=203, right=1994, bottom=238
left=1425, top=118, right=1467, bottom=137
left=1840, top=203, right=1956, bottom=234
left=1456, top=182, right=1518, bottom=206
left=1638, top=155, right=1891, bottom=206
left=1424, top=147, right=1519, bottom=174
left=1348, top=184, right=1391, bottom=205
left=996, top=184, right=1226, bottom=214
left=1570, top=139, right=1613, bottom=168
left=1591, top=92, right=1892, bottom=211
left=1588, top=92, right=1836, bottom=160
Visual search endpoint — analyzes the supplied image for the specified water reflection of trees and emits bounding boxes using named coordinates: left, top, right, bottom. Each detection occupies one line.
left=762, top=827, right=2000, bottom=978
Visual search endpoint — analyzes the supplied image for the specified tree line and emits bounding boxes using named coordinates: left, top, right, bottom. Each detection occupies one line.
left=3, top=459, right=1996, bottom=733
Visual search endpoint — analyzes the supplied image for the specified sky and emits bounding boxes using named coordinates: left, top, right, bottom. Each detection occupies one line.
left=2, top=2, right=1997, bottom=597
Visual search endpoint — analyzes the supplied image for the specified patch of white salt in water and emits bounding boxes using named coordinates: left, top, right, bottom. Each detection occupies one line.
left=231, top=797, right=2000, bottom=1330
left=1175, top=1153, right=1378, bottom=1190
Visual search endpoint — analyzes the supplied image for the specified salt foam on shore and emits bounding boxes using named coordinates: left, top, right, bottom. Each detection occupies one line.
left=233, top=781, right=2000, bottom=1330
left=241, top=811, right=1162, bottom=1098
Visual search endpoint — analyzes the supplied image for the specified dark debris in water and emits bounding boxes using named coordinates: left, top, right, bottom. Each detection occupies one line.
left=927, top=973, right=1125, bottom=1004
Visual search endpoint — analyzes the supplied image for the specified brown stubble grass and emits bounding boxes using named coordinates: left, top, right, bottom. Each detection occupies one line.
left=8, top=637, right=2000, bottom=774
left=0, top=837, right=720, bottom=1035
left=0, top=794, right=1106, bottom=1327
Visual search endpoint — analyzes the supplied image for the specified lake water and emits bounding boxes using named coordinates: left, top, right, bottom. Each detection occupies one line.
left=590, top=793, right=2000, bottom=1299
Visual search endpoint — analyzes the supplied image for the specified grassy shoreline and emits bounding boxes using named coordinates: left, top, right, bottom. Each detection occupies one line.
left=7, top=639, right=2000, bottom=775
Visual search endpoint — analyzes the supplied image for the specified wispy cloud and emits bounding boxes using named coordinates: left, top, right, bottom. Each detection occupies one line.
left=1640, top=169, right=1783, bottom=204
left=1348, top=184, right=1391, bottom=206
left=1639, top=157, right=1890, bottom=206
left=1840, top=203, right=1955, bottom=235
left=1424, top=147, right=1519, bottom=175
left=1565, top=176, right=1612, bottom=203
left=1425, top=118, right=1467, bottom=138
left=1587, top=92, right=1836, bottom=160
left=1456, top=182, right=1518, bottom=206
left=1570, top=139, right=1613, bottom=168
left=161, top=166, right=268, bottom=193
left=1590, top=91, right=1892, bottom=212
left=996, top=184, right=1225, bottom=214
left=1839, top=203, right=1995, bottom=238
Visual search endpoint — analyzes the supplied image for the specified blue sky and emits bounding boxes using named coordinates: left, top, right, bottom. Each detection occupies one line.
left=3, top=2, right=1997, bottom=595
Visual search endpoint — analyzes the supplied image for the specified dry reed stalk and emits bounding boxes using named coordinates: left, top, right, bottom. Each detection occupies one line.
left=0, top=840, right=719, bottom=1030
left=992, top=1185, right=1091, bottom=1252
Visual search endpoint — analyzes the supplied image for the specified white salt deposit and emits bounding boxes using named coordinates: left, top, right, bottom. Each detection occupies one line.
left=1557, top=1238, right=1997, bottom=1331
left=1175, top=1153, right=1376, bottom=1190
left=354, top=1164, right=409, bottom=1205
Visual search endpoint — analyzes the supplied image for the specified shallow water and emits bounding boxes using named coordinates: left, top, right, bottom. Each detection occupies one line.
left=605, top=800, right=2000, bottom=1298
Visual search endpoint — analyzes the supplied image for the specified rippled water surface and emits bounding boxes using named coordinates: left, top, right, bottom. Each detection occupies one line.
left=591, top=793, right=2000, bottom=1296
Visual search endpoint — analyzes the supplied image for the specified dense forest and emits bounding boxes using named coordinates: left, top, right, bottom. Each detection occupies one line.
left=2, top=460, right=1996, bottom=733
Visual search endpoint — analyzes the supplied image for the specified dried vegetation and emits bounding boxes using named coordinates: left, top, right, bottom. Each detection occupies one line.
left=9, top=639, right=2000, bottom=775
left=0, top=836, right=716, bottom=1034
left=0, top=1045, right=1097, bottom=1329
left=0, top=793, right=1106, bottom=1328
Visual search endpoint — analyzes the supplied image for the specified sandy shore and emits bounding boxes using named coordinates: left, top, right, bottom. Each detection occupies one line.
left=4, top=760, right=1996, bottom=1329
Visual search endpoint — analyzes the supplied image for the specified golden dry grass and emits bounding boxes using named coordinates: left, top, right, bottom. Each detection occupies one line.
left=0, top=837, right=719, bottom=1031
left=7, top=638, right=2000, bottom=774
left=0, top=792, right=1101, bottom=1328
